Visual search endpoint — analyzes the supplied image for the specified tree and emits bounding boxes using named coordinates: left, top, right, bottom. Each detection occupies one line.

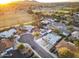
left=17, top=44, right=34, bottom=57
left=53, top=29, right=60, bottom=34
left=58, top=47, right=74, bottom=58
left=67, top=25, right=74, bottom=32
left=74, top=51, right=79, bottom=58
left=73, top=40, right=79, bottom=47
left=17, top=44, right=26, bottom=54
left=17, top=44, right=25, bottom=50
left=32, top=32, right=40, bottom=38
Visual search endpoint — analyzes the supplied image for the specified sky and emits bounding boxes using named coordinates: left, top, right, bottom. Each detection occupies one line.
left=35, top=0, right=79, bottom=3
left=0, top=0, right=24, bottom=4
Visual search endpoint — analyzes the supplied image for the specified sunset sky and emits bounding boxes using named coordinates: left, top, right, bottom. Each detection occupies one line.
left=35, top=0, right=79, bottom=3
left=0, top=0, right=24, bottom=4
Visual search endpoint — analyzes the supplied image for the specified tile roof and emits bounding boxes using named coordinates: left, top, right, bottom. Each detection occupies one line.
left=56, top=40, right=78, bottom=52
left=0, top=39, right=14, bottom=53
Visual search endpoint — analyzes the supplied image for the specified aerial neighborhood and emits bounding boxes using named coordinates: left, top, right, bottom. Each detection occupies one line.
left=0, top=0, right=79, bottom=58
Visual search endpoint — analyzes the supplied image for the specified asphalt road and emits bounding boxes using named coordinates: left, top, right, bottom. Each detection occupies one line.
left=19, top=33, right=57, bottom=58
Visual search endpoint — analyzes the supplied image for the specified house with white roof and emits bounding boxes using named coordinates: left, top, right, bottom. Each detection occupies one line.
left=22, top=25, right=34, bottom=32
left=36, top=32, right=61, bottom=51
left=0, top=29, right=16, bottom=38
left=71, top=31, right=79, bottom=40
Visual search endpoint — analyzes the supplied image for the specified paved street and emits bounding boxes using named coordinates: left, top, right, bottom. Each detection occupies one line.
left=19, top=33, right=57, bottom=58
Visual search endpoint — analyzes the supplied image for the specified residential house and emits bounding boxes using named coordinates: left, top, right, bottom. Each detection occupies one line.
left=0, top=39, right=14, bottom=54
left=36, top=33, right=61, bottom=51
left=22, top=25, right=34, bottom=32
left=55, top=40, right=78, bottom=52
left=71, top=31, right=79, bottom=40
left=73, top=12, right=79, bottom=27
left=0, top=28, right=16, bottom=38
left=2, top=42, right=39, bottom=58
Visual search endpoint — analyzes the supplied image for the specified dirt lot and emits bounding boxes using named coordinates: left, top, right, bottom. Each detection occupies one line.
left=0, top=12, right=34, bottom=29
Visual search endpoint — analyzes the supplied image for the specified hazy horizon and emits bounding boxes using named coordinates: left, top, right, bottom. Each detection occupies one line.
left=35, top=0, right=79, bottom=3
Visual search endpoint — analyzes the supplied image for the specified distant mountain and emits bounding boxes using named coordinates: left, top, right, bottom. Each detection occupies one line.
left=34, top=2, right=79, bottom=8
